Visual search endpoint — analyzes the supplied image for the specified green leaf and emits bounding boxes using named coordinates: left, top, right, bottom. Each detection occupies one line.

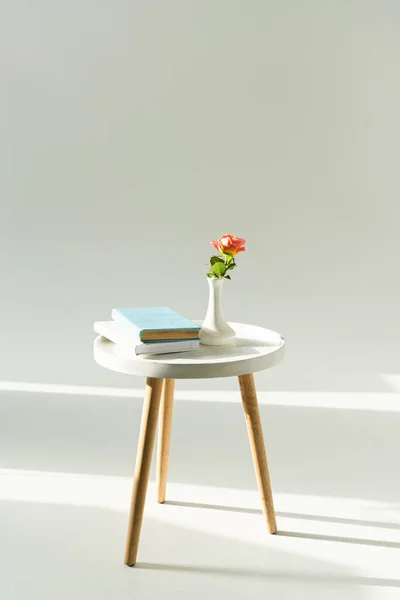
left=224, top=274, right=231, bottom=280
left=210, top=262, right=226, bottom=278
left=210, top=255, right=224, bottom=266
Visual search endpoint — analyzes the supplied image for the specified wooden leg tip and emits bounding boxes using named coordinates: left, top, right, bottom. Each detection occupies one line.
left=268, top=523, right=277, bottom=534
left=157, top=492, right=166, bottom=504
left=124, top=560, right=136, bottom=567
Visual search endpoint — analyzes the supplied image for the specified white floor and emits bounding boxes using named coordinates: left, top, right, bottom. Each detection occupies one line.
left=1, top=384, right=400, bottom=599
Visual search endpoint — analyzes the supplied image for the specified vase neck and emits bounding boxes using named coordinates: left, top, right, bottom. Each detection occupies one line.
left=205, top=277, right=226, bottom=324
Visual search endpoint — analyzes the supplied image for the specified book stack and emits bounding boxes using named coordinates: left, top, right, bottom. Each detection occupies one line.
left=94, top=307, right=201, bottom=356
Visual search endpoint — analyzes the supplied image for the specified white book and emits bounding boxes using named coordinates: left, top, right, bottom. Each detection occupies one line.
left=94, top=321, right=200, bottom=356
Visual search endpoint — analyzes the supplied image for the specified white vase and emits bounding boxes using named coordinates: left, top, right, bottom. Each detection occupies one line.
left=200, top=277, right=236, bottom=346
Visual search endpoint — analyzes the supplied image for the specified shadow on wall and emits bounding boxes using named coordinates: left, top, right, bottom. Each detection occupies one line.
left=1, top=387, right=399, bottom=503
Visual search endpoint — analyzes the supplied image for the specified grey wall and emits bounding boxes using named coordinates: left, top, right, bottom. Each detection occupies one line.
left=2, top=1, right=400, bottom=391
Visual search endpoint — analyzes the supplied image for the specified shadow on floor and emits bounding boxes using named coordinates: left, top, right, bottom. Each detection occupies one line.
left=0, top=499, right=394, bottom=600
left=166, top=501, right=400, bottom=531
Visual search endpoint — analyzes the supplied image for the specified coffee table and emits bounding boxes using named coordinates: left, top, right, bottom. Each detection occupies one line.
left=94, top=321, right=285, bottom=566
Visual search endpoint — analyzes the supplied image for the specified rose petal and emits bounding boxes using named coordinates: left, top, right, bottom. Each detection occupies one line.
left=210, top=240, right=220, bottom=251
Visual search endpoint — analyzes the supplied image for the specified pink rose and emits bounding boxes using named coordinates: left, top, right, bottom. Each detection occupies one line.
left=211, top=234, right=246, bottom=256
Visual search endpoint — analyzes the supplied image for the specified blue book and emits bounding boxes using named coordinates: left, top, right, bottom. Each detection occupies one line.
left=111, top=307, right=201, bottom=342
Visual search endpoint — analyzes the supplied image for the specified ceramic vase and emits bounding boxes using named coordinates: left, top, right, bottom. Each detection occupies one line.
left=200, top=277, right=236, bottom=346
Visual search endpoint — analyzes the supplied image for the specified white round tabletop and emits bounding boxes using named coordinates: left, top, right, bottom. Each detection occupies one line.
left=94, top=322, right=285, bottom=380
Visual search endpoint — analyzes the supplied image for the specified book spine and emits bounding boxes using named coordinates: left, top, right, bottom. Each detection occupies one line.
left=142, top=338, right=200, bottom=344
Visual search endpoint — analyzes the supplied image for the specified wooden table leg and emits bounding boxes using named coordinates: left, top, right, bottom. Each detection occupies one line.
left=238, top=373, right=277, bottom=533
left=124, top=377, right=163, bottom=566
left=156, top=378, right=175, bottom=503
